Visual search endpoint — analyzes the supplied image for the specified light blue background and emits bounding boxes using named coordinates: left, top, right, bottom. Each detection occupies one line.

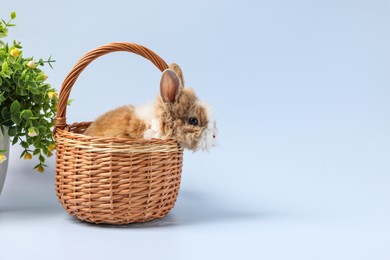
left=0, top=0, right=389, bottom=259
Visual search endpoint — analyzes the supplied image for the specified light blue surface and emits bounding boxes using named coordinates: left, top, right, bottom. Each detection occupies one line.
left=0, top=1, right=389, bottom=259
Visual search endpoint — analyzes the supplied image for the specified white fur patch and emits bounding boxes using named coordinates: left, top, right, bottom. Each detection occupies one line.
left=196, top=102, right=218, bottom=151
left=134, top=103, right=161, bottom=139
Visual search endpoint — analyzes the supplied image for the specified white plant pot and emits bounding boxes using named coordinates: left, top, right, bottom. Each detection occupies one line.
left=0, top=126, right=9, bottom=195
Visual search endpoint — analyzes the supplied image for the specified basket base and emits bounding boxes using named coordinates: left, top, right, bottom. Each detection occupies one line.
left=71, top=211, right=172, bottom=225
left=62, top=203, right=177, bottom=225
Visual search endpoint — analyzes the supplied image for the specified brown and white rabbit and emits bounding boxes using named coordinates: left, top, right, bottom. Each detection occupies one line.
left=84, top=63, right=218, bottom=151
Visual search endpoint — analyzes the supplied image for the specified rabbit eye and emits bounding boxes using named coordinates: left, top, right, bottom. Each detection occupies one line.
left=188, top=117, right=199, bottom=126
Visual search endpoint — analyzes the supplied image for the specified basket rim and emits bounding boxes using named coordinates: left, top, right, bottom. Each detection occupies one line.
left=55, top=123, right=181, bottom=147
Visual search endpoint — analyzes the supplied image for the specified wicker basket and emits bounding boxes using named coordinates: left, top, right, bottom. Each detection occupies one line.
left=54, top=42, right=184, bottom=224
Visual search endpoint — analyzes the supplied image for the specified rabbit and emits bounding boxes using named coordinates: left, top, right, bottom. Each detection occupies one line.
left=83, top=63, right=218, bottom=151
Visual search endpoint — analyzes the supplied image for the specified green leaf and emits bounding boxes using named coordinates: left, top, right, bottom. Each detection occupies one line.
left=8, top=127, right=17, bottom=136
left=10, top=11, right=16, bottom=19
left=36, top=74, right=46, bottom=81
left=27, top=136, right=33, bottom=145
left=7, top=56, right=15, bottom=63
left=33, top=95, right=41, bottom=103
left=11, top=113, right=21, bottom=124
left=42, top=147, right=49, bottom=155
left=0, top=28, right=8, bottom=38
left=16, top=87, right=28, bottom=96
left=29, top=85, right=39, bottom=95
left=21, top=141, right=29, bottom=149
left=0, top=71, right=10, bottom=79
left=12, top=136, right=18, bottom=145
left=1, top=107, right=8, bottom=119
left=20, top=150, right=26, bottom=158
left=13, top=41, right=22, bottom=49
left=17, top=78, right=25, bottom=88
left=21, top=69, right=28, bottom=77
left=2, top=61, right=8, bottom=72
left=10, top=100, right=21, bottom=113
left=0, top=92, right=5, bottom=105
left=13, top=62, right=23, bottom=70
left=20, top=110, right=33, bottom=120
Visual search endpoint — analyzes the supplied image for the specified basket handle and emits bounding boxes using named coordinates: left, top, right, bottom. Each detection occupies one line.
left=54, top=42, right=169, bottom=132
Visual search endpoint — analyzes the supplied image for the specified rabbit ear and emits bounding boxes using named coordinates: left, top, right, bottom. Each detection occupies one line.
left=160, top=69, right=181, bottom=103
left=169, top=63, right=185, bottom=87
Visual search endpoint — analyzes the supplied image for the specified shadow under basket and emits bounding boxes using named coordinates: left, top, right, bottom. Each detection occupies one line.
left=54, top=42, right=184, bottom=225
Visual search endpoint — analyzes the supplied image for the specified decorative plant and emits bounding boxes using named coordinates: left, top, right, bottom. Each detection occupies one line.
left=0, top=11, right=57, bottom=172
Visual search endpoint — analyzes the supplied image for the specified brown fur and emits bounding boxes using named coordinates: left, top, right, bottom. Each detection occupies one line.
left=84, top=106, right=146, bottom=139
left=84, top=63, right=215, bottom=151
left=157, top=88, right=209, bottom=150
left=169, top=63, right=184, bottom=86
